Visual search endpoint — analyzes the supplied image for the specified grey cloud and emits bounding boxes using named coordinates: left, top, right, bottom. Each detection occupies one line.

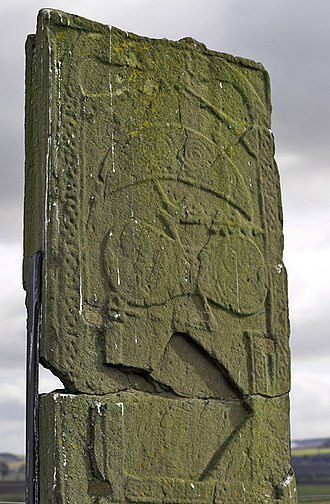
left=280, top=159, right=330, bottom=214
left=0, top=203, right=22, bottom=242
left=0, top=336, right=25, bottom=369
left=290, top=314, right=330, bottom=359
left=0, top=420, right=25, bottom=454
left=0, top=398, right=25, bottom=422
left=291, top=357, right=330, bottom=439
left=0, top=243, right=26, bottom=368
left=39, top=366, right=63, bottom=394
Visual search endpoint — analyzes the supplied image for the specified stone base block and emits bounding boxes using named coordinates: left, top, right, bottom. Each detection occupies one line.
left=39, top=392, right=297, bottom=503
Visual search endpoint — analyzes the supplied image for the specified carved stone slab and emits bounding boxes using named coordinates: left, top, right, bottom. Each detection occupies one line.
left=40, top=392, right=296, bottom=503
left=24, top=9, right=297, bottom=503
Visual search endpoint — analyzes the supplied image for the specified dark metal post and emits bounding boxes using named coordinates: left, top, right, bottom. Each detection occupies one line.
left=25, top=252, right=43, bottom=504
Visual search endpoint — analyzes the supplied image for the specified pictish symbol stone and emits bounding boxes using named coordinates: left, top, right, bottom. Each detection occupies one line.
left=24, top=9, right=297, bottom=503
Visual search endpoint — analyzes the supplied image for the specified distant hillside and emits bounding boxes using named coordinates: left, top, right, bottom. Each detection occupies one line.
left=292, top=437, right=330, bottom=450
left=0, top=454, right=25, bottom=482
left=0, top=453, right=21, bottom=462
left=292, top=438, right=330, bottom=485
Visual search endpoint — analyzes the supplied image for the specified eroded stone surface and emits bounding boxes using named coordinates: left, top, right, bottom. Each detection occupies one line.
left=25, top=8, right=296, bottom=503
left=25, top=9, right=289, bottom=398
left=40, top=392, right=296, bottom=503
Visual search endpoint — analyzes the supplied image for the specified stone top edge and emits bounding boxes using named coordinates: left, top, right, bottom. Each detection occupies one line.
left=35, top=8, right=269, bottom=75
left=40, top=390, right=262, bottom=404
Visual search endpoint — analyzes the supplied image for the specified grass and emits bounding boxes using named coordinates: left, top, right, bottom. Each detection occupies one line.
left=299, top=500, right=330, bottom=503
left=298, top=484, right=330, bottom=503
left=298, top=497, right=330, bottom=504
left=293, top=448, right=330, bottom=457
left=298, top=485, right=330, bottom=496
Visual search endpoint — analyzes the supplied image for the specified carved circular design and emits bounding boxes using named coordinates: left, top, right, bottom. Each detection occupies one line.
left=199, top=235, right=267, bottom=315
left=182, top=134, right=214, bottom=170
left=105, top=220, right=193, bottom=306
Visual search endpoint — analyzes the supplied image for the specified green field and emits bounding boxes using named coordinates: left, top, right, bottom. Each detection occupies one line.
left=299, top=499, right=330, bottom=503
left=293, top=447, right=330, bottom=457
left=298, top=484, right=330, bottom=502
left=300, top=501, right=330, bottom=504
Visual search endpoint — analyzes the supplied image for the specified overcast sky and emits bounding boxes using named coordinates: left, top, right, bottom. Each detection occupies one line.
left=1, top=0, right=330, bottom=454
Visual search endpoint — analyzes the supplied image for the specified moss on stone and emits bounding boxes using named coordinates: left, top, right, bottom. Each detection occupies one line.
left=25, top=9, right=295, bottom=503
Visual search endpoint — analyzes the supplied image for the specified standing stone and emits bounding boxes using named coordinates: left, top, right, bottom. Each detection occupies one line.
left=24, top=9, right=297, bottom=503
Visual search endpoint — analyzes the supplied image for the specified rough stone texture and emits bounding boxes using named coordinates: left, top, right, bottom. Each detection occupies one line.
left=39, top=392, right=295, bottom=503
left=25, top=9, right=297, bottom=503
